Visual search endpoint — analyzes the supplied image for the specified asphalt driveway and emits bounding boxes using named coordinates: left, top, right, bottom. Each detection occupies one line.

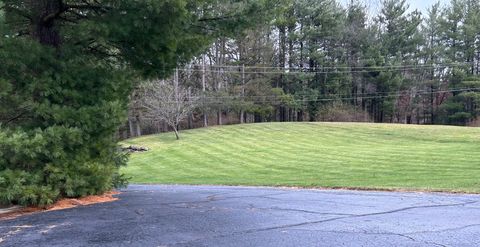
left=1, top=185, right=480, bottom=247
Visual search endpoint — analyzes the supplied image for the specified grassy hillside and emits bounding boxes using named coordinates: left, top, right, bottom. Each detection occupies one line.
left=121, top=123, right=480, bottom=193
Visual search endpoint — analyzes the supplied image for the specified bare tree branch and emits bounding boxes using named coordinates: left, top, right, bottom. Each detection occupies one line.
left=139, top=80, right=198, bottom=140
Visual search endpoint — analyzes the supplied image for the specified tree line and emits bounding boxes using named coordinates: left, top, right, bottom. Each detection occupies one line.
left=128, top=0, right=480, bottom=138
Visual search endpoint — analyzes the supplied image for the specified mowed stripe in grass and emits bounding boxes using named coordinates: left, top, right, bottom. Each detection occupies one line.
left=121, top=122, right=480, bottom=193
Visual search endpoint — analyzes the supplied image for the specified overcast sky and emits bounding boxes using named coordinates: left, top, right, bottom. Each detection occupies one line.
left=341, top=0, right=449, bottom=14
left=407, top=0, right=447, bottom=12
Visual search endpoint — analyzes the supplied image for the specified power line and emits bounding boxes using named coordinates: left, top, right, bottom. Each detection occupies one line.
left=196, top=87, right=480, bottom=100
left=174, top=63, right=472, bottom=75
left=185, top=62, right=474, bottom=70
left=158, top=87, right=480, bottom=104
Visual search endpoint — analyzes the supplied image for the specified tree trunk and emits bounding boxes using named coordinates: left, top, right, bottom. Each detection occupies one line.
left=163, top=121, right=169, bottom=132
left=187, top=113, right=193, bottom=129
left=204, top=113, right=208, bottom=127
left=128, top=119, right=135, bottom=138
left=134, top=119, right=141, bottom=137
left=30, top=0, right=63, bottom=47
left=298, top=110, right=305, bottom=122
left=430, top=84, right=435, bottom=124
left=240, top=111, right=245, bottom=124
left=217, top=111, right=222, bottom=125
left=288, top=23, right=295, bottom=68
left=173, top=127, right=180, bottom=140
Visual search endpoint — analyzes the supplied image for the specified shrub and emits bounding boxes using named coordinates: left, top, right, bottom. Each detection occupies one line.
left=0, top=126, right=128, bottom=206
left=316, top=102, right=372, bottom=122
left=0, top=39, right=130, bottom=206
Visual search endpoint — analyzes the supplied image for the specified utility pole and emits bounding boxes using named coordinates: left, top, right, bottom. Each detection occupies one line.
left=187, top=86, right=193, bottom=129
left=174, top=68, right=179, bottom=132
left=240, top=64, right=245, bottom=124
left=202, top=59, right=208, bottom=127
left=174, top=68, right=179, bottom=98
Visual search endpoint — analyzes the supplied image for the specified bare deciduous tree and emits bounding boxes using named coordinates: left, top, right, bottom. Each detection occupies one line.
left=140, top=80, right=198, bottom=140
left=127, top=87, right=143, bottom=138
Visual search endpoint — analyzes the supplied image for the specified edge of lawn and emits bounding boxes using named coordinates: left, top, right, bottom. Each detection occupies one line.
left=125, top=182, right=480, bottom=195
left=122, top=122, right=480, bottom=195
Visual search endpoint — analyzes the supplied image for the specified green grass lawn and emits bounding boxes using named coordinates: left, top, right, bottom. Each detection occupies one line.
left=121, top=122, right=480, bottom=193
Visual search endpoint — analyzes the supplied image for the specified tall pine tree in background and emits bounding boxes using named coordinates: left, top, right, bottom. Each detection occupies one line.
left=422, top=2, right=444, bottom=124
left=439, top=0, right=480, bottom=124
left=152, top=0, right=480, bottom=127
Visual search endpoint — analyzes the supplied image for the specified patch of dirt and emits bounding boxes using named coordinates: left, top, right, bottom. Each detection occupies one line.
left=47, top=191, right=120, bottom=211
left=0, top=191, right=120, bottom=221
left=122, top=145, right=149, bottom=153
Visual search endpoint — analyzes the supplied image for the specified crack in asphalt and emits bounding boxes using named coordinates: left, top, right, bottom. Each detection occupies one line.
left=406, top=223, right=480, bottom=235
left=122, top=191, right=478, bottom=247
left=172, top=200, right=478, bottom=246
left=3, top=187, right=479, bottom=247
left=285, top=228, right=417, bottom=242
left=290, top=230, right=449, bottom=247
left=156, top=192, right=290, bottom=206
left=424, top=241, right=448, bottom=247
left=212, top=192, right=291, bottom=201
left=145, top=190, right=477, bottom=211
left=247, top=205, right=357, bottom=216
left=341, top=200, right=477, bottom=219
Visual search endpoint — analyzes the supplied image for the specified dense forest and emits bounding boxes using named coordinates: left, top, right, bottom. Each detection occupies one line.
left=127, top=0, right=480, bottom=138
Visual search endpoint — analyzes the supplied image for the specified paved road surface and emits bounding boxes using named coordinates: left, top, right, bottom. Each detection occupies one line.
left=1, top=185, right=480, bottom=247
